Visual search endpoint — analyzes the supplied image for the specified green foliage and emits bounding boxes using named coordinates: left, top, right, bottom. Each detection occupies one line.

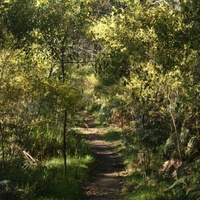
left=168, top=158, right=200, bottom=200
left=36, top=156, right=93, bottom=199
left=67, top=129, right=91, bottom=156
left=0, top=180, right=22, bottom=200
left=2, top=0, right=36, bottom=41
left=101, top=130, right=121, bottom=142
left=89, top=1, right=200, bottom=199
left=1, top=0, right=200, bottom=199
left=0, top=155, right=93, bottom=199
left=124, top=179, right=174, bottom=200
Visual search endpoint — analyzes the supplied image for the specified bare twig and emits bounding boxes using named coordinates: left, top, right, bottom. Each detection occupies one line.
left=22, top=150, right=38, bottom=165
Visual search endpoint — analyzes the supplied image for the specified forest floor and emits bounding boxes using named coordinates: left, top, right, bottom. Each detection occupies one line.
left=80, top=126, right=128, bottom=200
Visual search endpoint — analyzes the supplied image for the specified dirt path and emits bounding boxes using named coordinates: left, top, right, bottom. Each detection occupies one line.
left=81, top=128, right=127, bottom=200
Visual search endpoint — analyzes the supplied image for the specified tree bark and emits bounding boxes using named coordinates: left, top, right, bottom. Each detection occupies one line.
left=0, top=124, right=5, bottom=171
left=61, top=43, right=67, bottom=175
left=63, top=109, right=67, bottom=176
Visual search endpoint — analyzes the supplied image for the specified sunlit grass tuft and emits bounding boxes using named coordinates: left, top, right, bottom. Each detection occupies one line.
left=101, top=130, right=121, bottom=142
left=124, top=182, right=171, bottom=200
left=37, top=155, right=93, bottom=199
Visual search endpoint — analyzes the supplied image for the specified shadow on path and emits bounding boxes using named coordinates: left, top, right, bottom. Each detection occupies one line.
left=81, top=128, right=127, bottom=200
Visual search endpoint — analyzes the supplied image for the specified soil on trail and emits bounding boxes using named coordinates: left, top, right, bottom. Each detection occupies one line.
left=81, top=127, right=127, bottom=200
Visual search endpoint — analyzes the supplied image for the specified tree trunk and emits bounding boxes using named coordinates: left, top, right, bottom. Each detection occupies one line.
left=63, top=109, right=67, bottom=176
left=0, top=124, right=5, bottom=171
left=61, top=45, right=67, bottom=175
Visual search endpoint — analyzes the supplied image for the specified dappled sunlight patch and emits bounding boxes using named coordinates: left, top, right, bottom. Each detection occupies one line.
left=45, top=157, right=63, bottom=168
left=45, top=156, right=94, bottom=179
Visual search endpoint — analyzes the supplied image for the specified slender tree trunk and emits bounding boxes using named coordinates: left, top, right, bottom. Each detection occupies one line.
left=63, top=109, right=67, bottom=176
left=168, top=89, right=182, bottom=161
left=0, top=124, right=5, bottom=171
left=60, top=46, right=68, bottom=175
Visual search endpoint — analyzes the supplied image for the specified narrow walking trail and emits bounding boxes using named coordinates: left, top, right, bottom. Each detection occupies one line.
left=81, top=128, right=127, bottom=200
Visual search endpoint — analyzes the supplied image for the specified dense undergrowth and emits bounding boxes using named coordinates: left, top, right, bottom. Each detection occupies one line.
left=1, top=0, right=200, bottom=199
left=0, top=129, right=93, bottom=200
left=102, top=129, right=200, bottom=200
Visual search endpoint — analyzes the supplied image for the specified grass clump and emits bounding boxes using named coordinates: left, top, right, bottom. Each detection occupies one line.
left=101, top=130, right=121, bottom=142
left=124, top=180, right=171, bottom=200
left=36, top=156, right=93, bottom=200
